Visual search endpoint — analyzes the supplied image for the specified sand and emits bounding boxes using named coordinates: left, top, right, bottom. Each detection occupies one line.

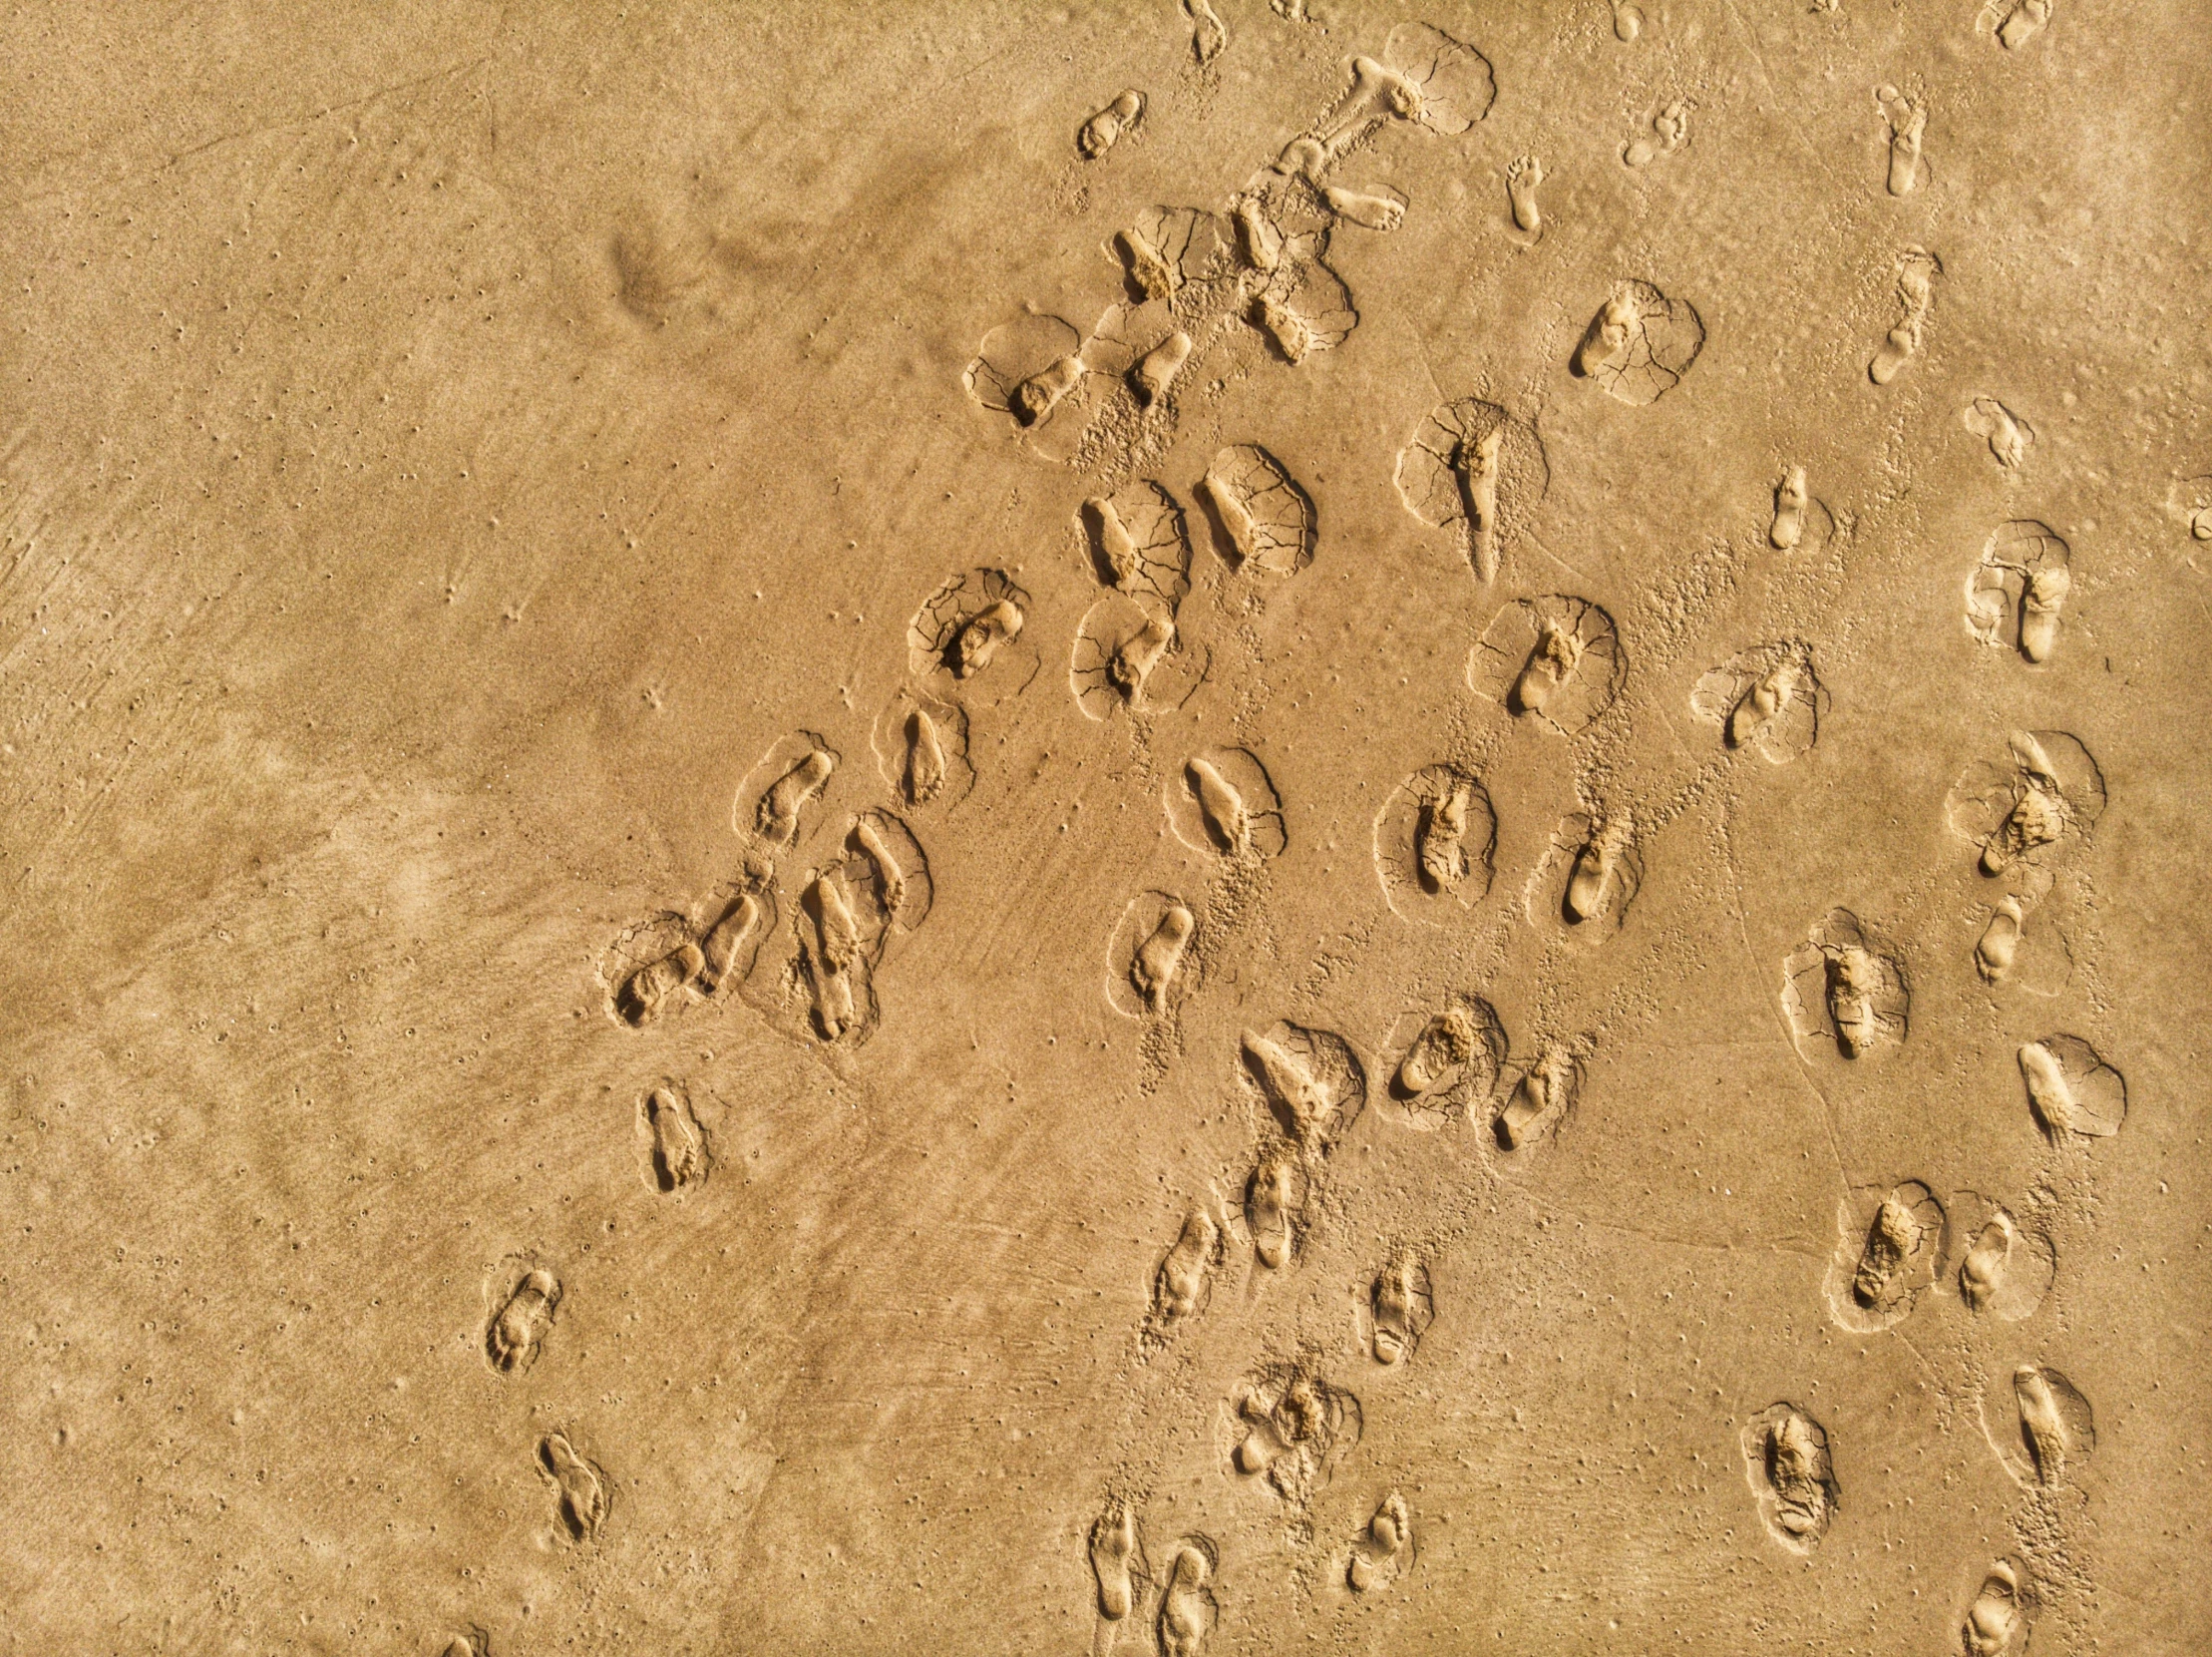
left=3, top=2, right=2208, bottom=1652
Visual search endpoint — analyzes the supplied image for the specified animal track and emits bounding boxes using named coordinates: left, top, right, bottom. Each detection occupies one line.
left=1081, top=481, right=1193, bottom=611
left=1622, top=99, right=1688, bottom=167
left=1155, top=1207, right=1223, bottom=1325
left=1963, top=1560, right=2028, bottom=1656
left=487, top=1266, right=560, bottom=1373
left=1493, top=1044, right=1580, bottom=1151
left=1240, top=1022, right=1366, bottom=1151
left=908, top=568, right=1034, bottom=688
left=1965, top=521, right=2070, bottom=662
left=1089, top=1498, right=1150, bottom=1622
left=1876, top=85, right=1928, bottom=196
left=1781, top=909, right=1909, bottom=1059
left=1157, top=1536, right=1219, bottom=1657
left=641, top=1084, right=707, bottom=1192
left=2019, top=1035, right=2126, bottom=1138
left=1570, top=280, right=1704, bottom=403
left=1394, top=399, right=1549, bottom=583
left=1383, top=993, right=1506, bottom=1130
left=2011, top=1364, right=2094, bottom=1483
left=1372, top=763, right=1497, bottom=921
left=1232, top=1362, right=1362, bottom=1503
left=539, top=1431, right=609, bottom=1543
left=1346, top=1492, right=1415, bottom=1592
left=1829, top=1180, right=1945, bottom=1329
left=1955, top=1202, right=2055, bottom=1320
left=1743, top=1403, right=1838, bottom=1551
left=1247, top=1145, right=1310, bottom=1268
left=1981, top=0, right=2053, bottom=49
left=1870, top=245, right=1942, bottom=384
left=1108, top=890, right=1199, bottom=1018
left=1469, top=595, right=1626, bottom=733
left=1366, top=1252, right=1434, bottom=1364
left=1167, top=747, right=1287, bottom=860
left=1199, top=445, right=1314, bottom=577
left=1079, top=90, right=1145, bottom=160
left=1964, top=397, right=2035, bottom=471
left=872, top=687, right=974, bottom=811
left=1948, top=730, right=2105, bottom=876
left=1691, top=641, right=1823, bottom=763
left=1072, top=595, right=1208, bottom=718
left=1506, top=155, right=1544, bottom=235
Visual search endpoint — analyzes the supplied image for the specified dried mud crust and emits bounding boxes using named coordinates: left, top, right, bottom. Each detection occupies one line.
left=1393, top=397, right=1549, bottom=582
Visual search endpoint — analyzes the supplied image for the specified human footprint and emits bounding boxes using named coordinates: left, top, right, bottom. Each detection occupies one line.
left=1155, top=1208, right=1221, bottom=1323
left=1877, top=85, right=1928, bottom=197
left=1975, top=893, right=2028, bottom=983
left=1323, top=184, right=1406, bottom=231
left=1770, top=466, right=1809, bottom=549
left=1870, top=245, right=1942, bottom=384
left=1506, top=155, right=1544, bottom=234
left=1088, top=1499, right=1148, bottom=1620
left=1623, top=99, right=1687, bottom=167
left=1369, top=1253, right=1434, bottom=1364
left=1156, top=1540, right=1218, bottom=1657
left=1079, top=90, right=1144, bottom=160
left=1572, top=286, right=1639, bottom=378
left=1346, top=1492, right=1414, bottom=1592
left=1963, top=1560, right=2028, bottom=1655
left=1246, top=1147, right=1306, bottom=1268
left=1964, top=396, right=2034, bottom=471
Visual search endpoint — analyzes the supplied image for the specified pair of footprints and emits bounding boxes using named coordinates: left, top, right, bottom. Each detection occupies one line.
left=1388, top=997, right=1585, bottom=1153
left=479, top=1273, right=611, bottom=1544
left=1087, top=1506, right=1218, bottom=1657
left=1829, top=1181, right=2058, bottom=1333
left=1072, top=448, right=1313, bottom=718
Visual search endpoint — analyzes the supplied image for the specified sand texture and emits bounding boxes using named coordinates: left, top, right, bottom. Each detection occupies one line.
left=3, top=2, right=2210, bottom=1652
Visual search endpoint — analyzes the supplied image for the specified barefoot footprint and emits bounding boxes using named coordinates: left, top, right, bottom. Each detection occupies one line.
left=1963, top=1560, right=2028, bottom=1655
left=1877, top=85, right=1928, bottom=197
left=1965, top=521, right=2070, bottom=663
left=1494, top=1044, right=1580, bottom=1150
left=1233, top=1364, right=1361, bottom=1501
left=1743, top=1403, right=1838, bottom=1551
left=1949, top=729, right=2104, bottom=875
left=1157, top=1539, right=1219, bottom=1657
left=1167, top=748, right=1287, bottom=860
left=487, top=1267, right=560, bottom=1373
left=1156, top=1207, right=1222, bottom=1323
left=1368, top=1253, right=1434, bottom=1364
left=1182, top=0, right=1226, bottom=66
left=1247, top=1145, right=1308, bottom=1268
left=1561, top=814, right=1641, bottom=928
left=908, top=569, right=1036, bottom=690
left=1964, top=396, right=2035, bottom=471
left=1622, top=99, right=1687, bottom=167
left=1394, top=398, right=1548, bottom=584
left=2013, top=1364, right=2094, bottom=1483
left=1079, top=90, right=1145, bottom=160
left=538, top=1431, right=609, bottom=1543
left=1870, top=245, right=1942, bottom=384
left=1506, top=155, right=1543, bottom=234
left=1770, top=466, right=1809, bottom=549
left=1199, top=445, right=1315, bottom=577
left=1089, top=1499, right=1149, bottom=1621
left=1323, top=184, right=1407, bottom=231
left=1984, top=0, right=2053, bottom=50
left=642, top=1084, right=706, bottom=1191
left=2018, top=1034, right=2126, bottom=1137
left=1845, top=1181, right=1944, bottom=1320
left=1781, top=909, right=1910, bottom=1060
left=1241, top=1022, right=1365, bottom=1150
left=1570, top=279, right=1704, bottom=404
left=1470, top=596, right=1625, bottom=733
left=1956, top=1206, right=2053, bottom=1319
left=1130, top=899, right=1197, bottom=1015
left=1346, top=1492, right=1414, bottom=1591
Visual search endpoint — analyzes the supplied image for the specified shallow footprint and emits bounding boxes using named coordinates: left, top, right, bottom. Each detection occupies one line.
left=1529, top=810, right=1644, bottom=937
left=907, top=568, right=1037, bottom=694
left=1962, top=1560, right=2028, bottom=1656
left=1367, top=1253, right=1434, bottom=1364
left=1198, top=445, right=1314, bottom=577
left=871, top=687, right=974, bottom=812
left=1826, top=1180, right=1944, bottom=1330
left=1323, top=183, right=1407, bottom=231
left=1742, top=1403, right=1838, bottom=1551
left=1622, top=98, right=1688, bottom=168
left=1571, top=279, right=1703, bottom=404
left=1780, top=909, right=1910, bottom=1060
left=1964, top=521, right=2070, bottom=663
left=742, top=733, right=838, bottom=853
left=1071, top=595, right=1208, bottom=720
left=640, top=1084, right=707, bottom=1192
left=1954, top=1201, right=2055, bottom=1320
left=1468, top=595, right=1626, bottom=734
left=1080, top=481, right=1193, bottom=611
left=1382, top=993, right=1506, bottom=1130
left=1157, top=1538, right=1219, bottom=1657
left=1964, top=396, right=2035, bottom=471
left=1493, top=1044, right=1580, bottom=1151
left=1869, top=245, right=1942, bottom=385
left=1240, top=1022, right=1365, bottom=1151
left=1154, top=1206, right=1223, bottom=1325
left=1166, top=746, right=1287, bottom=860
left=1089, top=1498, right=1150, bottom=1622
left=487, top=1265, right=560, bottom=1373
left=1346, top=1491, right=1415, bottom=1592
left=1232, top=1363, right=1361, bottom=1502
left=1246, top=1145, right=1309, bottom=1269
left=1506, top=155, right=1544, bottom=236
left=614, top=932, right=706, bottom=1028
left=1079, top=90, right=1145, bottom=160
left=1107, top=890, right=1199, bottom=1019
left=2012, top=1363, right=2094, bottom=1483
left=1690, top=641, right=1823, bottom=763
left=538, top=1431, right=609, bottom=1543
left=2019, top=1034, right=2126, bottom=1138
left=1876, top=84, right=1928, bottom=197
left=964, top=310, right=1086, bottom=435
left=1947, top=729, right=2104, bottom=877
left=1393, top=398, right=1548, bottom=583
